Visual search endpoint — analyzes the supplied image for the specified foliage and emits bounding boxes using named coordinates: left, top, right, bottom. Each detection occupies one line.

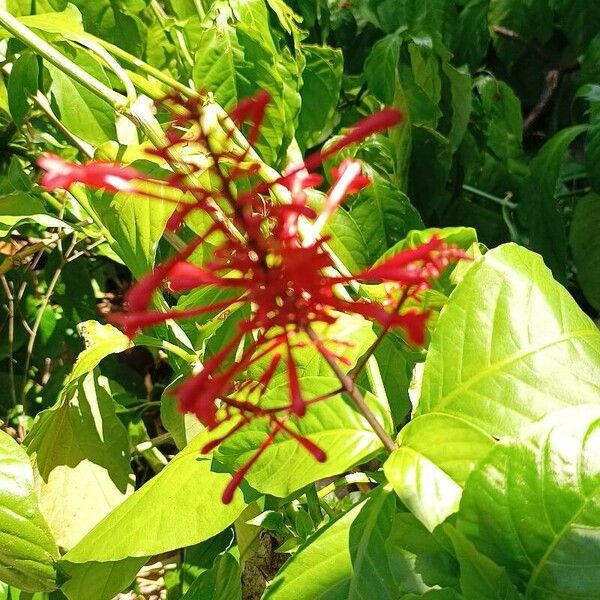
left=0, top=1, right=599, bottom=599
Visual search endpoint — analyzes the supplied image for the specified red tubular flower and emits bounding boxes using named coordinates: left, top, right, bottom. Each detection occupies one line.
left=38, top=153, right=141, bottom=192
left=40, top=90, right=465, bottom=503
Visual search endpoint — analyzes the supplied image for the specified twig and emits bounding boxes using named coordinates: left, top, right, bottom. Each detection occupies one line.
left=20, top=234, right=79, bottom=406
left=492, top=25, right=580, bottom=131
left=0, top=276, right=17, bottom=407
left=306, top=325, right=396, bottom=453
left=523, top=60, right=580, bottom=131
left=523, top=69, right=560, bottom=131
left=462, top=184, right=517, bottom=209
left=492, top=25, right=549, bottom=61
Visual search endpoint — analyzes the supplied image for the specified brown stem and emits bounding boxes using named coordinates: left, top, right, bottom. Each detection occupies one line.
left=350, top=289, right=410, bottom=381
left=306, top=326, right=397, bottom=453
left=492, top=26, right=549, bottom=61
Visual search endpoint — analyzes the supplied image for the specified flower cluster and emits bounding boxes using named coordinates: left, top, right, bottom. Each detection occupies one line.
left=39, top=92, right=465, bottom=503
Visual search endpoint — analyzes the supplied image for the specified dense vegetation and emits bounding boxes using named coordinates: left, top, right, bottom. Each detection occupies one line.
left=0, top=1, right=599, bottom=599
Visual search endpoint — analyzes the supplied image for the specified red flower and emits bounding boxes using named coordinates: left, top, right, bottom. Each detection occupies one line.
left=38, top=153, right=141, bottom=193
left=40, top=91, right=464, bottom=503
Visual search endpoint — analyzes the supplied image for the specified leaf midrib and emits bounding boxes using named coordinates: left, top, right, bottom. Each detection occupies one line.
left=425, top=328, right=599, bottom=413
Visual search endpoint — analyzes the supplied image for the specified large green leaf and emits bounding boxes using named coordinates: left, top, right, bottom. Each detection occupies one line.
left=570, top=193, right=600, bottom=310
left=0, top=431, right=58, bottom=592
left=7, top=52, right=38, bottom=125
left=25, top=371, right=134, bottom=550
left=475, top=76, right=523, bottom=162
left=216, top=377, right=392, bottom=498
left=93, top=188, right=172, bottom=278
left=416, top=244, right=600, bottom=437
left=384, top=414, right=494, bottom=531
left=454, top=0, right=489, bottom=69
left=47, top=45, right=117, bottom=145
left=181, top=552, right=241, bottom=600
left=445, top=526, right=523, bottom=600
left=59, top=556, right=147, bottom=600
left=61, top=430, right=246, bottom=563
left=2, top=5, right=85, bottom=37
left=296, top=45, right=343, bottom=150
left=264, top=487, right=397, bottom=600
left=457, top=405, right=600, bottom=599
left=365, top=34, right=401, bottom=105
left=350, top=176, right=424, bottom=263
left=0, top=194, right=70, bottom=238
left=518, top=125, right=588, bottom=282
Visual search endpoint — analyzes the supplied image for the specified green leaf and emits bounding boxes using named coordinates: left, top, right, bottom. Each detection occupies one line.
left=552, top=0, right=600, bottom=53
left=416, top=244, right=600, bottom=438
left=216, top=377, right=392, bottom=498
left=59, top=556, right=147, bottom=600
left=8, top=5, right=85, bottom=37
left=442, top=63, right=472, bottom=153
left=489, top=0, right=553, bottom=65
left=350, top=175, right=424, bottom=263
left=586, top=118, right=600, bottom=192
left=476, top=76, right=523, bottom=162
left=265, top=486, right=397, bottom=599
left=384, top=414, right=495, bottom=531
left=66, top=321, right=133, bottom=385
left=458, top=405, right=600, bottom=599
left=347, top=486, right=397, bottom=600
left=445, top=526, right=523, bottom=600
left=25, top=371, right=134, bottom=550
left=93, top=187, right=172, bottom=278
left=191, top=3, right=293, bottom=164
left=265, top=0, right=303, bottom=35
left=296, top=45, right=343, bottom=150
left=61, top=431, right=247, bottom=563
left=570, top=193, right=600, bottom=310
left=0, top=431, right=58, bottom=593
left=181, top=552, right=241, bottom=600
left=324, top=206, right=370, bottom=273
left=0, top=194, right=70, bottom=238
left=454, top=0, right=490, bottom=69
left=160, top=391, right=204, bottom=451
left=7, top=53, right=38, bottom=125
left=47, top=45, right=117, bottom=145
left=365, top=34, right=401, bottom=105
left=518, top=125, right=588, bottom=282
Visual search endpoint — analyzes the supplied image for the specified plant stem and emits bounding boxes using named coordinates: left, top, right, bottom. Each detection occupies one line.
left=462, top=184, right=518, bottom=209
left=0, top=277, right=17, bottom=407
left=134, top=334, right=198, bottom=364
left=306, top=326, right=396, bottom=453
left=71, top=34, right=137, bottom=102
left=87, top=35, right=198, bottom=98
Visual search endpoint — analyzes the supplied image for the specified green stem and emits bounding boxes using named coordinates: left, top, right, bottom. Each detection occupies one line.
left=89, top=35, right=197, bottom=98
left=194, top=0, right=206, bottom=20
left=134, top=334, right=198, bottom=364
left=71, top=34, right=137, bottom=102
left=0, top=8, right=127, bottom=109
left=462, top=184, right=518, bottom=209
